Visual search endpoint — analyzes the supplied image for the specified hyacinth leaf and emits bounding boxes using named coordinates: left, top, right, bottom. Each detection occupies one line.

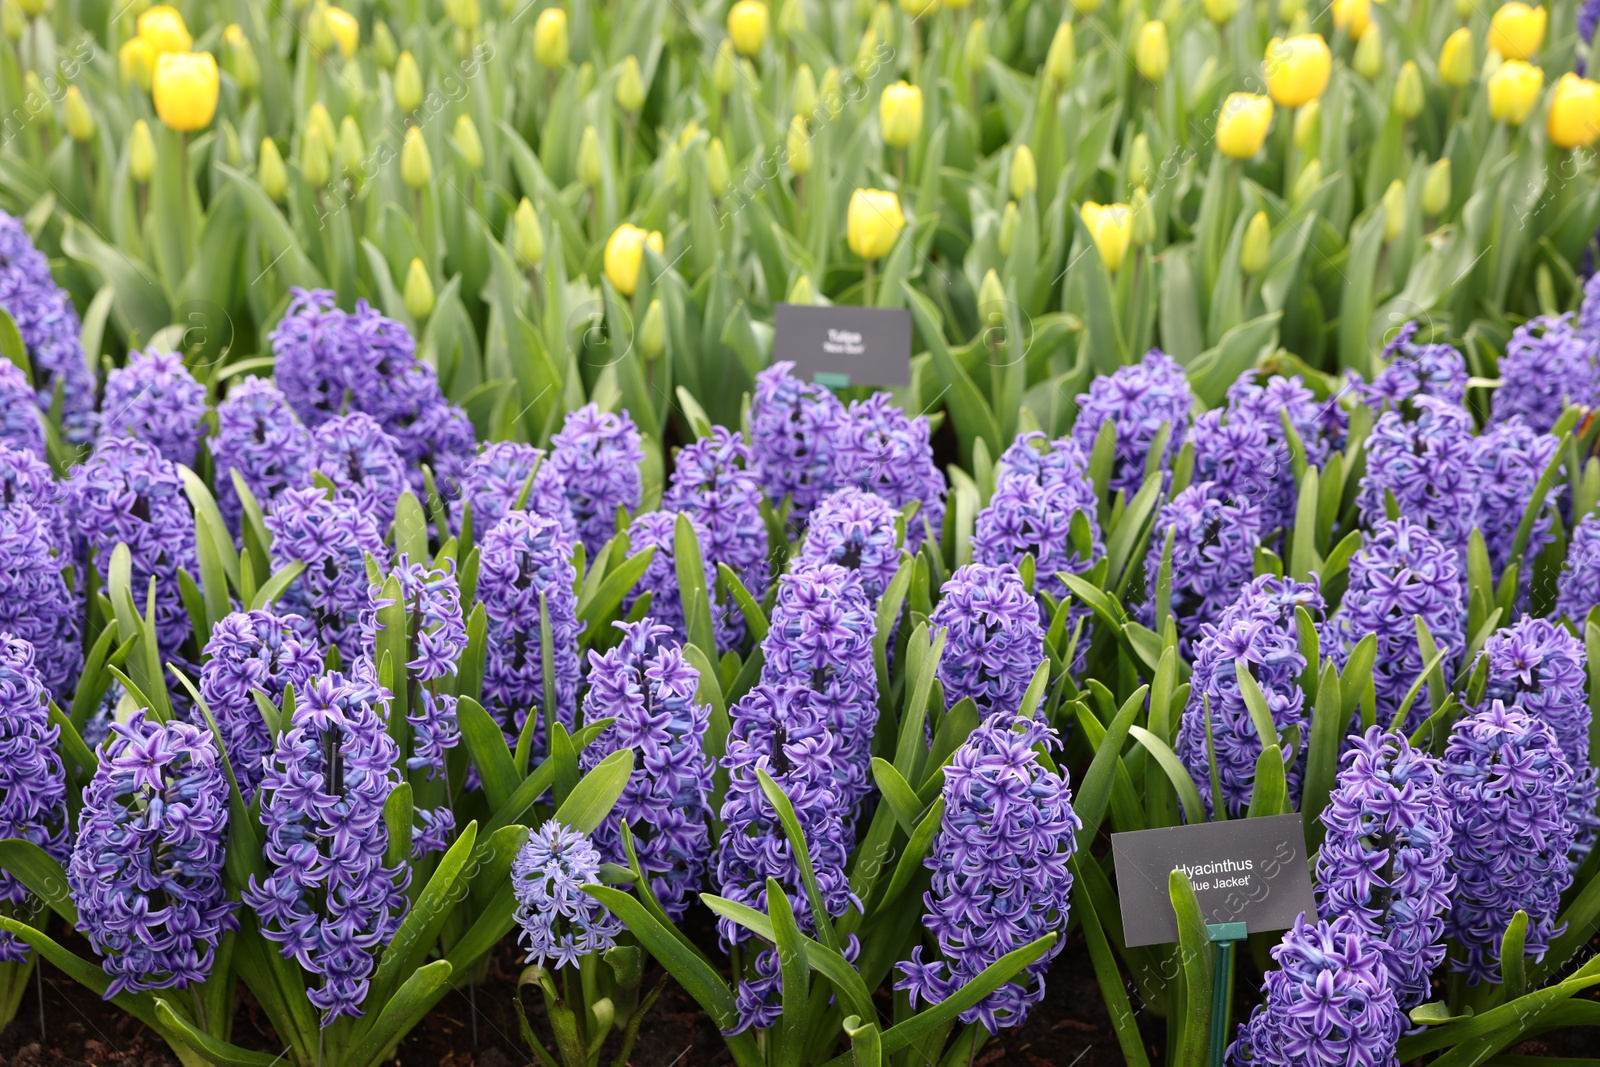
left=1245, top=744, right=1287, bottom=819
left=486, top=726, right=602, bottom=835
left=1338, top=633, right=1378, bottom=718
left=105, top=545, right=170, bottom=720
left=68, top=626, right=121, bottom=734
left=1300, top=659, right=1346, bottom=854
left=0, top=915, right=168, bottom=1036
left=948, top=467, right=980, bottom=569
left=877, top=796, right=947, bottom=910
left=1542, top=868, right=1600, bottom=986
left=1320, top=529, right=1362, bottom=585
left=1153, top=525, right=1175, bottom=635
left=1396, top=959, right=1600, bottom=1062
left=459, top=604, right=487, bottom=704
left=842, top=1014, right=883, bottom=1067
left=1388, top=640, right=1449, bottom=734
left=1204, top=694, right=1226, bottom=824
left=755, top=767, right=844, bottom=955
left=393, top=490, right=429, bottom=564
left=925, top=699, right=979, bottom=796
left=153, top=999, right=282, bottom=1067
left=1127, top=726, right=1206, bottom=826
left=458, top=696, right=518, bottom=813
left=576, top=547, right=654, bottom=652
left=675, top=385, right=714, bottom=438
left=906, top=283, right=1001, bottom=465
left=1413, top=614, right=1450, bottom=714
left=617, top=821, right=714, bottom=968
left=1233, top=661, right=1281, bottom=754
left=697, top=893, right=877, bottom=1023
left=230, top=470, right=273, bottom=583
left=674, top=512, right=718, bottom=658
left=1499, top=910, right=1530, bottom=1002
left=365, top=821, right=480, bottom=1024
left=1105, top=472, right=1163, bottom=593
left=1060, top=571, right=1128, bottom=634
left=1069, top=856, right=1154, bottom=1067
left=1142, top=423, right=1173, bottom=487
left=719, top=561, right=771, bottom=644
left=1503, top=427, right=1573, bottom=590
left=0, top=307, right=31, bottom=386
left=765, top=878, right=811, bottom=1067
left=0, top=839, right=76, bottom=925
left=554, top=748, right=635, bottom=836
left=873, top=560, right=913, bottom=706
left=1289, top=466, right=1321, bottom=580
left=1073, top=686, right=1148, bottom=849
left=344, top=959, right=455, bottom=1067
left=895, top=625, right=946, bottom=783
left=1123, top=623, right=1163, bottom=674
left=246, top=560, right=307, bottom=613
left=1588, top=621, right=1600, bottom=762
left=1087, top=420, right=1118, bottom=519
left=1168, top=870, right=1212, bottom=1067
left=871, top=758, right=924, bottom=836
left=1018, top=660, right=1052, bottom=722
left=1146, top=648, right=1179, bottom=826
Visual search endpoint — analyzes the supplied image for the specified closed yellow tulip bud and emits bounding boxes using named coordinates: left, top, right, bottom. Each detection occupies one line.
left=446, top=116, right=481, bottom=172
left=258, top=137, right=288, bottom=201
left=786, top=115, right=812, bottom=175
left=137, top=6, right=191, bottom=56
left=1331, top=0, right=1370, bottom=41
left=705, top=137, right=730, bottom=197
left=1045, top=22, right=1074, bottom=86
left=447, top=0, right=480, bottom=33
left=714, top=38, right=738, bottom=94
left=1549, top=72, right=1600, bottom=148
left=1440, top=29, right=1474, bottom=89
left=1381, top=179, right=1406, bottom=242
left=323, top=5, right=359, bottom=57
left=1291, top=158, right=1322, bottom=204
left=1293, top=98, right=1321, bottom=149
left=787, top=273, right=816, bottom=304
left=1128, top=133, right=1152, bottom=189
left=338, top=115, right=365, bottom=176
left=616, top=55, right=646, bottom=112
left=16, top=0, right=44, bottom=18
left=153, top=52, right=218, bottom=133
left=978, top=269, right=1005, bottom=325
left=728, top=0, right=768, bottom=56
left=63, top=86, right=94, bottom=142
left=1489, top=3, right=1545, bottom=61
left=373, top=21, right=398, bottom=68
left=1353, top=24, right=1382, bottom=79
left=1393, top=61, right=1424, bottom=119
left=301, top=125, right=331, bottom=186
left=1216, top=92, right=1273, bottom=160
left=879, top=81, right=923, bottom=148
left=395, top=51, right=423, bottom=112
left=777, top=0, right=805, bottom=37
left=847, top=188, right=905, bottom=260
left=1264, top=34, right=1331, bottom=108
left=899, top=0, right=939, bottom=15
left=639, top=299, right=666, bottom=359
left=404, top=258, right=435, bottom=319
left=401, top=125, right=432, bottom=187
left=854, top=28, right=880, bottom=80
left=1422, top=158, right=1451, bottom=216
left=791, top=65, right=818, bottom=119
left=308, top=3, right=334, bottom=53
left=964, top=18, right=988, bottom=72
left=577, top=125, right=603, bottom=188
left=534, top=8, right=569, bottom=69
left=1136, top=21, right=1169, bottom=82
left=513, top=197, right=545, bottom=268
left=604, top=223, right=663, bottom=296
left=129, top=119, right=156, bottom=184
left=1010, top=144, right=1036, bottom=200
left=1069, top=0, right=1103, bottom=13
left=120, top=37, right=154, bottom=88
left=2, top=0, right=23, bottom=43
left=1241, top=211, right=1270, bottom=275
left=820, top=67, right=844, bottom=117
left=1204, top=0, right=1239, bottom=23
left=1081, top=201, right=1132, bottom=273
left=1131, top=186, right=1155, bottom=246
left=1488, top=59, right=1544, bottom=124
left=307, top=102, right=336, bottom=147
left=998, top=200, right=1019, bottom=256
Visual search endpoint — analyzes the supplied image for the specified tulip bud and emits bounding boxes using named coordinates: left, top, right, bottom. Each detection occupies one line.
left=323, top=5, right=359, bottom=57
left=1136, top=21, right=1169, bottom=82
left=998, top=200, right=1019, bottom=256
left=1045, top=22, right=1074, bottom=86
left=1293, top=98, right=1321, bottom=149
left=301, top=124, right=331, bottom=186
left=1381, top=179, right=1406, bottom=243
left=786, top=115, right=812, bottom=176
left=404, top=258, right=435, bottom=319
left=1488, top=59, right=1544, bottom=124
left=1241, top=211, right=1269, bottom=275
left=787, top=273, right=815, bottom=304
left=1549, top=72, right=1600, bottom=148
left=1353, top=24, right=1382, bottom=79
left=1278, top=0, right=1304, bottom=20
left=820, top=67, right=844, bottom=117
left=338, top=115, right=365, bottom=177
left=422, top=119, right=461, bottom=178
left=308, top=3, right=334, bottom=53
left=728, top=0, right=768, bottom=56
left=879, top=81, right=923, bottom=148
left=639, top=299, right=666, bottom=360
left=1331, top=0, right=1371, bottom=41
left=1393, top=61, right=1424, bottom=119
left=1010, top=144, right=1036, bottom=200
left=1131, top=186, right=1155, bottom=246
left=870, top=1, right=893, bottom=44
left=1204, top=0, right=1239, bottom=23
left=705, top=136, right=730, bottom=197
left=1489, top=2, right=1546, bottom=61
left=16, top=0, right=44, bottom=20
left=899, top=0, right=939, bottom=14
left=847, top=188, right=905, bottom=261
left=714, top=38, right=738, bottom=94
left=307, top=103, right=336, bottom=147
left=258, top=137, right=288, bottom=201
left=576, top=61, right=596, bottom=96
left=513, top=198, right=545, bottom=268
left=978, top=269, right=1006, bottom=325
left=1081, top=201, right=1132, bottom=273
left=395, top=51, right=423, bottom=112
left=223, top=24, right=261, bottom=92
left=616, top=55, right=646, bottom=112
left=2, top=0, right=22, bottom=44
left=1422, top=158, right=1451, bottom=217
left=1439, top=29, right=1474, bottom=89
left=964, top=18, right=988, bottom=72
left=400, top=125, right=431, bottom=188
left=791, top=64, right=818, bottom=118
left=153, top=51, right=220, bottom=133
left=63, top=86, right=94, bottom=142
left=1128, top=133, right=1152, bottom=190
left=577, top=125, right=603, bottom=188
left=138, top=6, right=193, bottom=56
left=129, top=119, right=156, bottom=184
left=603, top=224, right=663, bottom=296
left=1069, top=0, right=1102, bottom=12
left=1216, top=92, right=1273, bottom=160
left=1454, top=0, right=1472, bottom=13
left=534, top=8, right=569, bottom=69
left=372, top=21, right=398, bottom=68
left=777, top=0, right=805, bottom=37
left=22, top=72, right=48, bottom=132
left=448, top=0, right=481, bottom=33
left=853, top=28, right=880, bottom=80
left=661, top=142, right=684, bottom=186
left=1291, top=159, right=1322, bottom=205
left=1264, top=34, right=1331, bottom=108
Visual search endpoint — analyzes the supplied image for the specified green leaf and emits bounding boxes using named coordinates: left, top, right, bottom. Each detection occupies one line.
left=1500, top=910, right=1529, bottom=1000
left=1234, top=661, right=1281, bottom=752
left=153, top=1000, right=282, bottom=1066
left=718, top=561, right=769, bottom=644
left=344, top=960, right=455, bottom=1067
left=766, top=879, right=810, bottom=1067
left=1245, top=744, right=1287, bottom=818
left=1127, top=726, right=1207, bottom=826
left=868, top=935, right=1058, bottom=1058
left=757, top=767, right=843, bottom=954
left=457, top=697, right=518, bottom=813
left=392, top=490, right=429, bottom=564
left=877, top=797, right=947, bottom=909
left=870, top=757, right=924, bottom=836
left=1073, top=686, right=1148, bottom=848
left=577, top=546, right=655, bottom=649
left=364, top=822, right=480, bottom=1022
left=675, top=512, right=719, bottom=658
left=247, top=560, right=307, bottom=612
left=554, top=748, right=635, bottom=835
left=0, top=839, right=76, bottom=924
left=1170, top=870, right=1213, bottom=1067
left=1070, top=856, right=1154, bottom=1067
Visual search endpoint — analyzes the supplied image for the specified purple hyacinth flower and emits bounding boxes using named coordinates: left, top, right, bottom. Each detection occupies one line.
left=1140, top=482, right=1261, bottom=656
left=0, top=212, right=97, bottom=443
left=895, top=713, right=1080, bottom=1034
left=1472, top=417, right=1561, bottom=580
left=579, top=619, right=713, bottom=919
left=832, top=392, right=947, bottom=545
left=664, top=427, right=770, bottom=647
left=0, top=441, right=67, bottom=553
left=974, top=432, right=1103, bottom=613
left=99, top=349, right=208, bottom=467
left=69, top=437, right=198, bottom=658
left=0, top=634, right=69, bottom=963
left=512, top=819, right=623, bottom=970
left=0, top=360, right=44, bottom=459
left=1358, top=395, right=1480, bottom=561
left=266, top=487, right=388, bottom=662
left=1490, top=315, right=1600, bottom=433
left=1583, top=0, right=1600, bottom=45
left=930, top=563, right=1045, bottom=717
left=1189, top=407, right=1284, bottom=532
left=748, top=361, right=847, bottom=524
left=1226, top=371, right=1348, bottom=470
left=1363, top=322, right=1469, bottom=410
left=1582, top=271, right=1600, bottom=338
left=1480, top=617, right=1600, bottom=867
left=1316, top=726, right=1455, bottom=1009
left=1558, top=510, right=1600, bottom=622
left=622, top=510, right=719, bottom=648
left=210, top=377, right=313, bottom=533
left=1330, top=518, right=1464, bottom=731
left=549, top=403, right=644, bottom=556
left=759, top=563, right=879, bottom=809
left=1179, top=575, right=1323, bottom=818
left=477, top=510, right=583, bottom=747
left=1444, top=701, right=1575, bottom=985
left=1228, top=914, right=1403, bottom=1067
left=69, top=713, right=237, bottom=997
left=1071, top=349, right=1192, bottom=498
left=311, top=411, right=409, bottom=533
left=197, top=610, right=323, bottom=804
left=716, top=683, right=857, bottom=1033
left=797, top=487, right=902, bottom=603
left=244, top=663, right=411, bottom=1022
left=0, top=452, right=79, bottom=701
left=458, top=440, right=576, bottom=544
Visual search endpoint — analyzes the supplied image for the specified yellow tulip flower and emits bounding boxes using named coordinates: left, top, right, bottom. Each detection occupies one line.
left=152, top=51, right=218, bottom=133
left=847, top=188, right=905, bottom=261
left=1439, top=28, right=1474, bottom=89
left=119, top=36, right=154, bottom=89
left=1487, top=59, right=1544, bottom=124
left=1135, top=21, right=1169, bottom=82
left=137, top=5, right=192, bottom=56
left=879, top=81, right=923, bottom=148
left=534, top=8, right=569, bottom=69
left=1549, top=72, right=1600, bottom=148
left=728, top=0, right=769, bottom=57
left=1489, top=3, right=1546, bottom=61
left=323, top=5, right=359, bottom=57
left=1264, top=34, right=1331, bottom=108
left=1081, top=201, right=1132, bottom=273
left=1331, top=0, right=1370, bottom=40
left=604, top=223, right=664, bottom=295
left=1216, top=93, right=1273, bottom=159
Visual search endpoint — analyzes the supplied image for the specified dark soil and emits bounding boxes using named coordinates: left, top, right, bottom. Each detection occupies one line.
left=0, top=925, right=1594, bottom=1066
